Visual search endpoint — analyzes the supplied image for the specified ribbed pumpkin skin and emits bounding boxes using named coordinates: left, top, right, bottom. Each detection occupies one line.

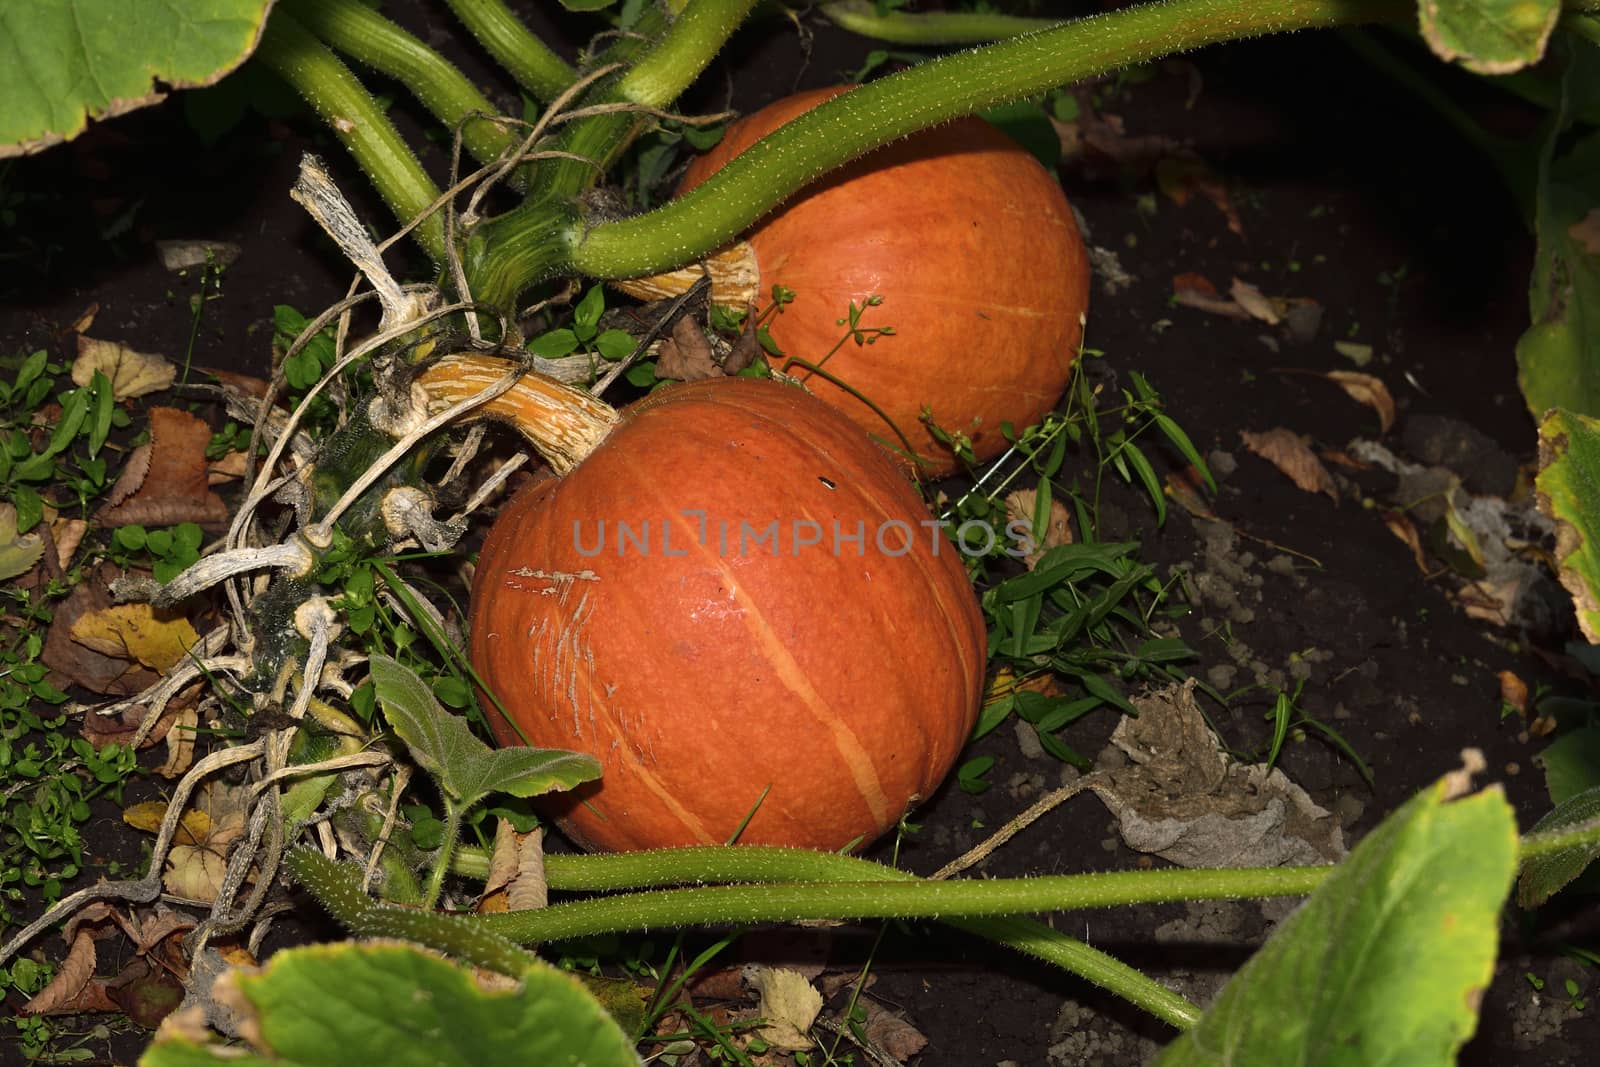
left=470, top=377, right=986, bottom=852
left=678, top=87, right=1090, bottom=476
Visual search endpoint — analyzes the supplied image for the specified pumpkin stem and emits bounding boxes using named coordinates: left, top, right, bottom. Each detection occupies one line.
left=608, top=239, right=760, bottom=307
left=416, top=353, right=621, bottom=474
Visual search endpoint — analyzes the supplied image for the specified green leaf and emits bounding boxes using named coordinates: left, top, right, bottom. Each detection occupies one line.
left=978, top=99, right=1060, bottom=175
left=594, top=329, right=637, bottom=361
left=1517, top=785, right=1600, bottom=908
left=1536, top=409, right=1600, bottom=642
left=1516, top=124, right=1600, bottom=418
left=1536, top=724, right=1600, bottom=805
left=139, top=941, right=638, bottom=1067
left=1417, top=0, right=1560, bottom=74
left=1153, top=775, right=1517, bottom=1067
left=574, top=285, right=606, bottom=331
left=368, top=654, right=600, bottom=809
left=0, top=0, right=275, bottom=156
left=558, top=0, right=618, bottom=10
left=87, top=370, right=113, bottom=459
left=528, top=328, right=580, bottom=360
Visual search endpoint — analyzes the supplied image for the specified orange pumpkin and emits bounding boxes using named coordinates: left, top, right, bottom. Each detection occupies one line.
left=453, top=362, right=986, bottom=852
left=673, top=87, right=1090, bottom=476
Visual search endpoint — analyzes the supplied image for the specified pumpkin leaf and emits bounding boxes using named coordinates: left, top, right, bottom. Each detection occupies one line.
left=368, top=654, right=600, bottom=809
left=139, top=941, right=638, bottom=1067
left=1152, top=772, right=1517, bottom=1066
left=1517, top=785, right=1600, bottom=908
left=0, top=0, right=275, bottom=157
left=1417, top=0, right=1561, bottom=75
left=1535, top=409, right=1600, bottom=643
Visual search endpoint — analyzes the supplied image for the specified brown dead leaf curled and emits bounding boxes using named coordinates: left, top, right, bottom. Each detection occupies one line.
left=1240, top=428, right=1338, bottom=502
left=155, top=240, right=241, bottom=272
left=73, top=335, right=176, bottom=399
left=1497, top=670, right=1530, bottom=717
left=20, top=925, right=116, bottom=1016
left=1155, top=153, right=1244, bottom=236
left=478, top=822, right=548, bottom=914
left=207, top=450, right=251, bottom=484
left=161, top=780, right=253, bottom=902
left=97, top=406, right=230, bottom=529
left=1324, top=371, right=1395, bottom=433
left=863, top=1002, right=928, bottom=1062
left=71, top=603, right=200, bottom=672
left=654, top=315, right=723, bottom=382
left=1381, top=511, right=1433, bottom=575
left=156, top=702, right=200, bottom=779
left=1172, top=272, right=1251, bottom=320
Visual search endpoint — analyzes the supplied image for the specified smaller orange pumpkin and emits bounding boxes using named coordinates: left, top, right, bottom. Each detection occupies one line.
left=423, top=355, right=987, bottom=852
left=653, top=87, right=1091, bottom=476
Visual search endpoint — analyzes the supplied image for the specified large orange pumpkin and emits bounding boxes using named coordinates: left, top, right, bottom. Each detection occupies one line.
left=672, top=87, right=1090, bottom=476
left=445, top=359, right=986, bottom=852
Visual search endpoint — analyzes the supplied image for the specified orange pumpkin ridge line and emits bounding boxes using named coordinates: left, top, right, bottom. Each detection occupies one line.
left=523, top=566, right=720, bottom=847
left=621, top=441, right=896, bottom=831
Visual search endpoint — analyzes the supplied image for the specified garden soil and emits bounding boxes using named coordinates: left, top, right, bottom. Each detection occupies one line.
left=2, top=3, right=1598, bottom=1064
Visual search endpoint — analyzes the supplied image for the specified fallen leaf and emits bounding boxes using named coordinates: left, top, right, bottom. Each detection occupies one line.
left=0, top=502, right=45, bottom=582
left=1088, top=680, right=1347, bottom=867
left=197, top=366, right=271, bottom=398
left=82, top=687, right=184, bottom=751
left=478, top=822, right=548, bottom=914
left=70, top=304, right=99, bottom=334
left=1003, top=488, right=1072, bottom=568
left=71, top=603, right=200, bottom=672
left=123, top=800, right=211, bottom=845
left=1240, top=428, right=1338, bottom=502
left=1229, top=277, right=1281, bottom=324
left=156, top=702, right=199, bottom=778
left=42, top=564, right=161, bottom=696
left=654, top=315, right=723, bottom=382
left=863, top=1001, right=928, bottom=1062
left=73, top=335, right=175, bottom=399
left=1155, top=152, right=1244, bottom=236
left=155, top=240, right=241, bottom=272
left=1381, top=511, right=1433, bottom=575
left=1066, top=110, right=1182, bottom=173
left=1172, top=272, right=1250, bottom=319
left=97, top=406, right=230, bottom=529
left=1325, top=371, right=1395, bottom=433
left=50, top=517, right=89, bottom=570
left=20, top=925, right=116, bottom=1016
left=1497, top=670, right=1529, bottom=717
left=207, top=449, right=251, bottom=484
left=1333, top=340, right=1374, bottom=367
left=743, top=966, right=821, bottom=1052
left=162, top=780, right=252, bottom=902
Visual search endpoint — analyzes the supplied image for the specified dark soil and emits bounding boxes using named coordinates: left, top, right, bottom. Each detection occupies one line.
left=3, top=3, right=1599, bottom=1065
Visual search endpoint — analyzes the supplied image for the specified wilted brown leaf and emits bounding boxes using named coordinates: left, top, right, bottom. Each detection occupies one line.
left=207, top=449, right=250, bottom=484
left=863, top=1002, right=928, bottom=1062
left=1240, top=428, right=1338, bottom=502
left=20, top=926, right=116, bottom=1016
left=197, top=366, right=271, bottom=398
left=1229, top=277, right=1281, bottom=324
left=1497, top=670, right=1529, bottom=717
left=1381, top=511, right=1433, bottom=575
left=1325, top=371, right=1395, bottom=433
left=50, top=517, right=89, bottom=570
left=155, top=240, right=241, bottom=272
left=70, top=304, right=99, bottom=334
left=43, top=564, right=161, bottom=696
left=156, top=703, right=199, bottom=779
left=654, top=315, right=722, bottom=383
left=478, top=822, right=548, bottom=914
left=73, top=335, right=175, bottom=399
left=161, top=780, right=252, bottom=902
left=1155, top=153, right=1244, bottom=236
left=743, top=966, right=821, bottom=1052
left=71, top=603, right=199, bottom=672
left=1172, top=272, right=1250, bottom=319
left=97, top=406, right=230, bottom=529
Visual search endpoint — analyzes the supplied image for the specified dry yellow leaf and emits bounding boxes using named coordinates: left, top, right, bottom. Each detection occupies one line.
left=1324, top=371, right=1395, bottom=433
left=70, top=603, right=200, bottom=671
left=745, top=966, right=822, bottom=1052
left=163, top=780, right=251, bottom=902
left=1229, top=277, right=1281, bottom=324
left=1240, top=428, right=1338, bottom=502
left=72, top=335, right=175, bottom=399
left=123, top=800, right=211, bottom=846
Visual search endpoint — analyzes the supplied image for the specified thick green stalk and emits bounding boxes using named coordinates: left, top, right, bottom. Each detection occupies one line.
left=256, top=13, right=445, bottom=259
left=285, top=0, right=518, bottom=173
left=1520, top=813, right=1600, bottom=861
left=444, top=0, right=575, bottom=103
left=473, top=0, right=1401, bottom=304
left=821, top=0, right=1065, bottom=44
left=618, top=0, right=764, bottom=107
left=480, top=865, right=1328, bottom=941
left=421, top=797, right=463, bottom=910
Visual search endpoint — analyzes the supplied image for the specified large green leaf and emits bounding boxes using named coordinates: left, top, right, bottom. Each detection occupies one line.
left=368, top=654, right=601, bottom=809
left=1517, top=784, right=1600, bottom=908
left=1516, top=102, right=1600, bottom=420
left=1153, top=775, right=1517, bottom=1067
left=139, top=941, right=639, bottom=1066
left=1417, top=0, right=1560, bottom=74
left=1536, top=409, right=1600, bottom=643
left=0, top=0, right=275, bottom=157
